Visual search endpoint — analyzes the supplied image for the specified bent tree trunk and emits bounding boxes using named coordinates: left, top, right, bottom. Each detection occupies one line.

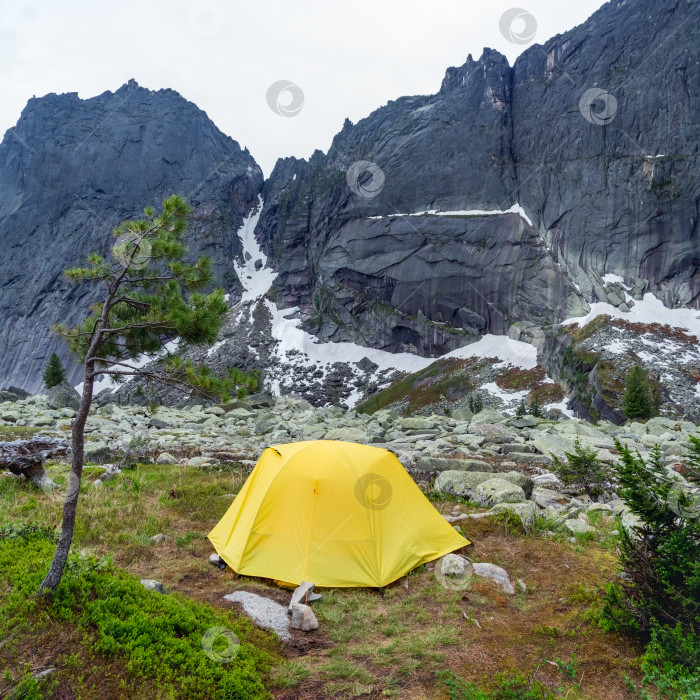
left=40, top=370, right=94, bottom=594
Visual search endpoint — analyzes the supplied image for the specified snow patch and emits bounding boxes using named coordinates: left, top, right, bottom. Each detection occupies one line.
left=544, top=398, right=576, bottom=419
left=603, top=339, right=628, bottom=355
left=602, top=273, right=630, bottom=289
left=480, top=381, right=529, bottom=415
left=562, top=293, right=700, bottom=339
left=443, top=334, right=538, bottom=370
left=207, top=340, right=226, bottom=357
left=234, top=196, right=275, bottom=304
left=264, top=299, right=432, bottom=375
left=368, top=203, right=533, bottom=226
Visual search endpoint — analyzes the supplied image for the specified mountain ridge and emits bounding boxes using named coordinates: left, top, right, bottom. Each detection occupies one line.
left=0, top=0, right=698, bottom=421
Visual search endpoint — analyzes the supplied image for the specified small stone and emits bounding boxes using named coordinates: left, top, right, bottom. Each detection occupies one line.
left=140, top=579, right=166, bottom=594
left=439, top=553, right=469, bottom=577
left=187, top=456, right=221, bottom=467
left=204, top=406, right=226, bottom=415
left=290, top=603, right=319, bottom=631
left=587, top=503, right=613, bottom=513
left=46, top=381, right=81, bottom=410
left=564, top=519, right=596, bottom=535
left=474, top=478, right=527, bottom=506
left=149, top=534, right=166, bottom=544
left=156, top=452, right=176, bottom=464
left=288, top=581, right=322, bottom=611
left=209, top=553, right=226, bottom=569
left=472, top=562, right=515, bottom=595
left=489, top=501, right=537, bottom=532
left=148, top=418, right=169, bottom=429
left=91, top=479, right=103, bottom=489
left=100, top=465, right=121, bottom=482
left=224, top=591, right=291, bottom=640
left=34, top=668, right=57, bottom=680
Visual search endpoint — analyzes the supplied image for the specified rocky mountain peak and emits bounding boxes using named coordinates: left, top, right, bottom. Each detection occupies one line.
left=440, top=48, right=511, bottom=94
left=0, top=83, right=263, bottom=392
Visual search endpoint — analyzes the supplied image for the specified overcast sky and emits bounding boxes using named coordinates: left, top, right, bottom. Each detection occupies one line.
left=0, top=0, right=606, bottom=176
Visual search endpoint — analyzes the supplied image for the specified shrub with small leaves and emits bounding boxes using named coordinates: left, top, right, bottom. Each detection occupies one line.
left=551, top=438, right=609, bottom=497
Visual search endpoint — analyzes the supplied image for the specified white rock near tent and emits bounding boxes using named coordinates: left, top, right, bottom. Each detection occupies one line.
left=290, top=603, right=319, bottom=632
left=472, top=563, right=515, bottom=595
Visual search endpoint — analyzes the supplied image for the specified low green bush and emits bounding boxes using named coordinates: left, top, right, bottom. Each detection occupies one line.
left=0, top=525, right=276, bottom=699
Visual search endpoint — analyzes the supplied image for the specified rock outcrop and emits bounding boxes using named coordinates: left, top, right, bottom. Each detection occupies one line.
left=254, top=0, right=698, bottom=354
left=0, top=0, right=698, bottom=412
left=0, top=79, right=262, bottom=393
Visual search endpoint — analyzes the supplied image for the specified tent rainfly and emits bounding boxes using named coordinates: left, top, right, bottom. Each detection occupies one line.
left=208, top=440, right=470, bottom=588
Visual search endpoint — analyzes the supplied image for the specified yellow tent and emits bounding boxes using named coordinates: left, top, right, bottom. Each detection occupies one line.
left=208, top=440, right=470, bottom=588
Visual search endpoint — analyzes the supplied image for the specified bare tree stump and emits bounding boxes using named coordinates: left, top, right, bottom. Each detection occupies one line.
left=0, top=436, right=70, bottom=488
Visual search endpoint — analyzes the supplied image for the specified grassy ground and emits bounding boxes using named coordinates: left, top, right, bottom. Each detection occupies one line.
left=0, top=459, right=648, bottom=699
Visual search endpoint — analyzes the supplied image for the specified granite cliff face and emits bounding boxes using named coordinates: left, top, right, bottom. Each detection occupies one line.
left=255, top=0, right=699, bottom=356
left=0, top=80, right=262, bottom=392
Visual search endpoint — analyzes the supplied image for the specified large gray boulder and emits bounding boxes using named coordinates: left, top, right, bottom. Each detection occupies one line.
left=415, top=456, right=492, bottom=473
left=434, top=470, right=531, bottom=502
left=46, top=382, right=80, bottom=411
left=474, top=478, right=527, bottom=506
left=489, top=502, right=537, bottom=532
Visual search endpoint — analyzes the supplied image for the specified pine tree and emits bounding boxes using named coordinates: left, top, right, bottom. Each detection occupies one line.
left=623, top=365, right=654, bottom=420
left=528, top=393, right=541, bottom=417
left=42, top=353, right=66, bottom=388
left=40, top=195, right=235, bottom=594
left=603, top=439, right=700, bottom=676
left=516, top=399, right=526, bottom=417
left=551, top=437, right=608, bottom=497
left=468, top=392, right=483, bottom=414
left=683, top=435, right=700, bottom=485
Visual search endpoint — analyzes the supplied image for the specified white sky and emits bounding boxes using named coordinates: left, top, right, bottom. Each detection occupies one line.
left=0, top=0, right=606, bottom=176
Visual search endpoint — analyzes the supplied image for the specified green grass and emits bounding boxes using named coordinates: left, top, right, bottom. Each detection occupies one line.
left=0, top=462, right=241, bottom=567
left=267, top=659, right=311, bottom=689
left=0, top=425, right=40, bottom=441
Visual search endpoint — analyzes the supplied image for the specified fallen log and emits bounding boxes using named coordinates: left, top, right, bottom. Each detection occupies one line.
left=0, top=436, right=70, bottom=487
